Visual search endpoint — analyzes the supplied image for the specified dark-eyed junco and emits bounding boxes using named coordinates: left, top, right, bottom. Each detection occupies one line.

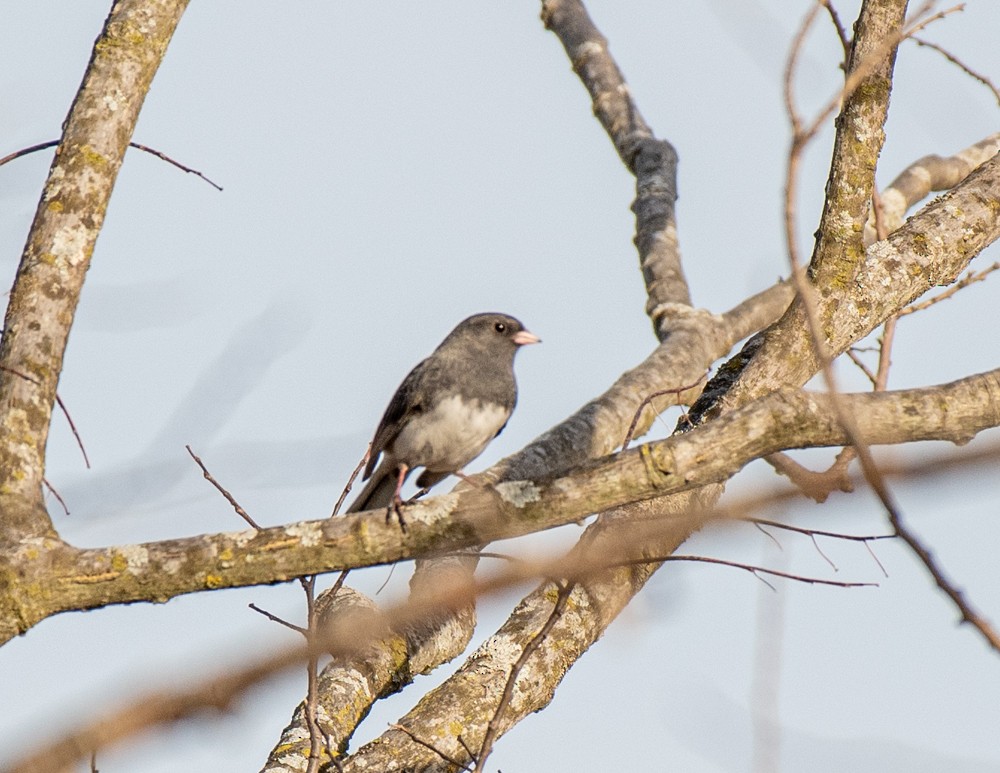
left=346, top=312, right=539, bottom=523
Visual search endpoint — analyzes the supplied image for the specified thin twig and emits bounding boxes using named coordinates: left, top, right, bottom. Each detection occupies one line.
left=248, top=604, right=307, bottom=636
left=621, top=373, right=707, bottom=450
left=301, top=575, right=326, bottom=773
left=648, top=555, right=877, bottom=589
left=126, top=142, right=224, bottom=190
left=391, top=724, right=472, bottom=771
left=820, top=0, right=851, bottom=60
left=43, top=478, right=71, bottom=516
left=327, top=570, right=350, bottom=600
left=474, top=581, right=575, bottom=773
left=845, top=348, right=878, bottom=386
left=749, top=517, right=896, bottom=575
left=891, top=516, right=1000, bottom=650
left=863, top=539, right=890, bottom=578
left=0, top=139, right=60, bottom=167
left=749, top=518, right=894, bottom=544
left=912, top=35, right=1000, bottom=105
left=0, top=139, right=224, bottom=190
left=898, top=263, right=1000, bottom=316
left=871, top=187, right=897, bottom=392
left=755, top=523, right=783, bottom=551
left=0, top=364, right=90, bottom=468
left=55, top=393, right=91, bottom=469
left=185, top=445, right=262, bottom=530
left=331, top=445, right=370, bottom=516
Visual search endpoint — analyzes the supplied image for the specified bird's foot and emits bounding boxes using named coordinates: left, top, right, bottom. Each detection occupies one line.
left=385, top=497, right=408, bottom=533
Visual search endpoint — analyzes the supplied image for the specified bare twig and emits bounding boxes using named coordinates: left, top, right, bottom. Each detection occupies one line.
left=749, top=517, right=894, bottom=575
left=327, top=570, right=350, bottom=600
left=332, top=445, right=370, bottom=517
left=0, top=139, right=223, bottom=190
left=248, top=604, right=307, bottom=636
left=643, top=555, right=876, bottom=589
left=845, top=348, right=878, bottom=386
left=474, top=581, right=575, bottom=773
left=0, top=139, right=61, bottom=167
left=871, top=187, right=897, bottom=393
left=890, top=513, right=1000, bottom=651
left=390, top=724, right=471, bottom=771
left=621, top=374, right=707, bottom=450
left=820, top=0, right=851, bottom=60
left=898, top=263, right=1000, bottom=316
left=54, top=393, right=91, bottom=469
left=912, top=35, right=1000, bottom=105
left=749, top=518, right=894, bottom=544
left=42, top=479, right=71, bottom=517
left=300, top=575, right=326, bottom=773
left=184, top=445, right=262, bottom=530
left=0, top=365, right=90, bottom=469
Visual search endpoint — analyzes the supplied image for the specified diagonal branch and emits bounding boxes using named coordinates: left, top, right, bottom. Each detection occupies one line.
left=693, top=149, right=1000, bottom=424
left=7, top=362, right=1000, bottom=648
left=864, top=133, right=1000, bottom=245
left=541, top=0, right=690, bottom=334
left=0, top=0, right=191, bottom=536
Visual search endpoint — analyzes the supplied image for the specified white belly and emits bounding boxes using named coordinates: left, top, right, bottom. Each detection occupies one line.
left=392, top=394, right=510, bottom=473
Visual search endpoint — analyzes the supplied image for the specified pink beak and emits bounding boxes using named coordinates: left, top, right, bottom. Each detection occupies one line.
left=512, top=330, right=541, bottom=346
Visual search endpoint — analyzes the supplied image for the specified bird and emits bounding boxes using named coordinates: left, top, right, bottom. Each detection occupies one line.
left=346, top=312, right=539, bottom=526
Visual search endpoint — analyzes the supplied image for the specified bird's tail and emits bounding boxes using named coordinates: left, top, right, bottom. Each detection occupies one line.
left=345, top=463, right=397, bottom=513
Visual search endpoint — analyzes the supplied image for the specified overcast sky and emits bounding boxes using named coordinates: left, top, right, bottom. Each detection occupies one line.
left=2, top=2, right=1000, bottom=771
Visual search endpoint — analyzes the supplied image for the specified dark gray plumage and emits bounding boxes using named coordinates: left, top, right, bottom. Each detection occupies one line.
left=346, top=312, right=539, bottom=517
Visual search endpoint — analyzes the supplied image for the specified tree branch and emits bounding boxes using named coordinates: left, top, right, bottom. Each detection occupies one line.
left=0, top=0, right=190, bottom=534
left=541, top=0, right=690, bottom=334
left=6, top=363, right=1000, bottom=646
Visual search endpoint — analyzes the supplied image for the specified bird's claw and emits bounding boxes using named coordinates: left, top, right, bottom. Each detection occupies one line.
left=386, top=497, right=408, bottom=533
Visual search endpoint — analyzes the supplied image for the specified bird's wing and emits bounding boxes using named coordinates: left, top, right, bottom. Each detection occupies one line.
left=363, top=358, right=429, bottom=478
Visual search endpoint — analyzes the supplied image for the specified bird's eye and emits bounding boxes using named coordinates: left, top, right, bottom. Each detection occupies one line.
left=494, top=322, right=506, bottom=333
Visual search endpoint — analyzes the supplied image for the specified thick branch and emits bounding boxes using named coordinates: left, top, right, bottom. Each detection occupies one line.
left=260, top=281, right=792, bottom=769
left=0, top=0, right=189, bottom=535
left=541, top=0, right=690, bottom=332
left=261, top=559, right=478, bottom=771
left=807, top=0, right=908, bottom=286
left=6, top=365, right=998, bottom=646
left=864, top=133, right=1000, bottom=244
left=697, top=151, right=1000, bottom=422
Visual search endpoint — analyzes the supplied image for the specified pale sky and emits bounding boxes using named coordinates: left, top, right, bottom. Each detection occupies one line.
left=2, top=2, right=999, bottom=771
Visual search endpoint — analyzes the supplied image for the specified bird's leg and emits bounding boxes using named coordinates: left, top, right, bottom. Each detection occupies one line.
left=387, top=463, right=409, bottom=532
